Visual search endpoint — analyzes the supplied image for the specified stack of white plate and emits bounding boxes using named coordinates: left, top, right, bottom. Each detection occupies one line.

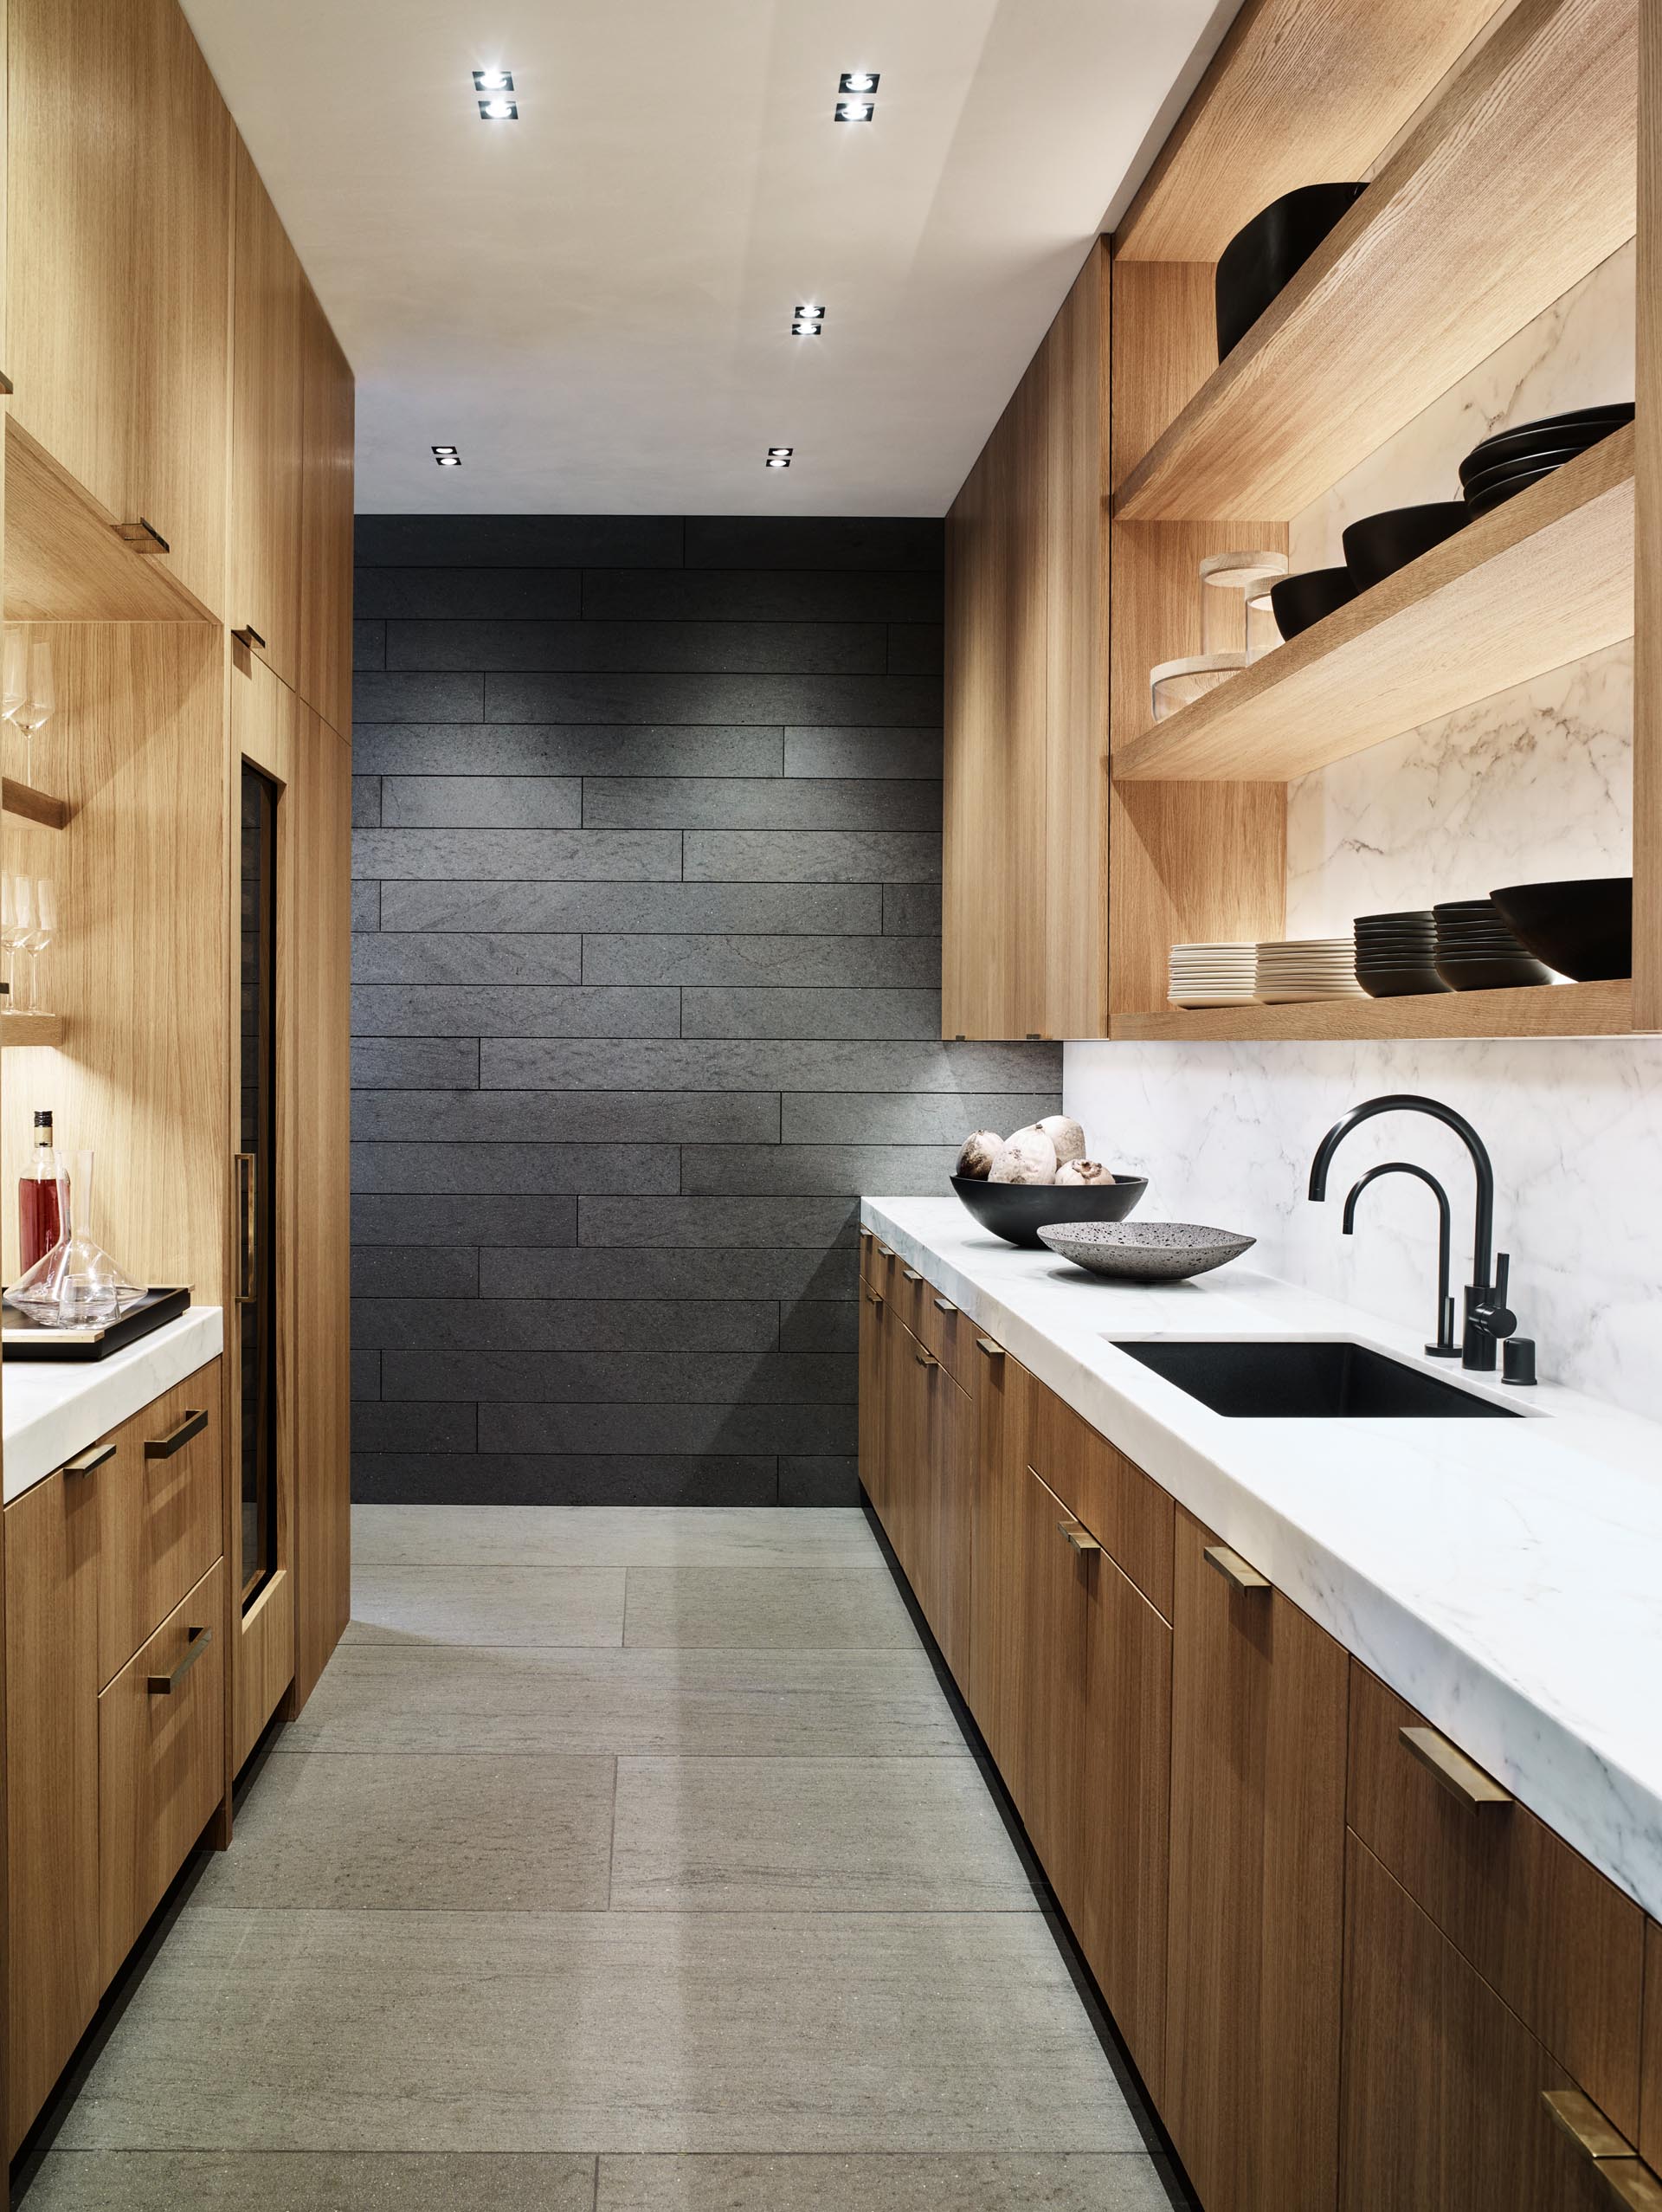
left=1253, top=938, right=1366, bottom=1003
left=1169, top=943, right=1258, bottom=1008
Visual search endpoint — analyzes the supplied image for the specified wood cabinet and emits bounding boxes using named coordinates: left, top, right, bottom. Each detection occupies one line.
left=966, top=1334, right=1027, bottom=1770
left=96, top=1376, right=222, bottom=1692
left=1164, top=1508, right=1348, bottom=2212
left=230, top=138, right=305, bottom=689
left=943, top=243, right=1108, bottom=1041
left=912, top=1346, right=974, bottom=1686
left=1001, top=1461, right=1088, bottom=1915
left=4, top=1467, right=100, bottom=2157
left=1341, top=1831, right=1611, bottom=2211
left=300, top=286, right=356, bottom=737
left=1645, top=1919, right=1662, bottom=2170
left=858, top=1269, right=889, bottom=1517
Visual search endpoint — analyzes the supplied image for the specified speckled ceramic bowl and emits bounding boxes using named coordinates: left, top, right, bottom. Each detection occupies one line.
left=1037, top=1221, right=1255, bottom=1282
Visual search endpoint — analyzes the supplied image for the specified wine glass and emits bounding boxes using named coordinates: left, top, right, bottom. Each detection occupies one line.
left=2, top=875, right=34, bottom=1015
left=17, top=642, right=55, bottom=785
left=2, top=633, right=28, bottom=781
left=24, top=876, right=56, bottom=1014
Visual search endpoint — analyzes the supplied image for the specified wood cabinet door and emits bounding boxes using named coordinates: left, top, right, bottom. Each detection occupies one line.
left=858, top=1275, right=889, bottom=1516
left=230, top=138, right=304, bottom=688
left=967, top=1339, right=1027, bottom=1770
left=5, top=1468, right=100, bottom=2156
left=1342, top=1830, right=1612, bottom=2212
left=876, top=1306, right=922, bottom=1594
left=299, top=283, right=355, bottom=737
left=917, top=1354, right=973, bottom=1685
left=1165, top=1508, right=1348, bottom=2212
left=1005, top=1462, right=1088, bottom=1916
left=1076, top=1545, right=1172, bottom=2101
left=1645, top=1920, right=1662, bottom=2170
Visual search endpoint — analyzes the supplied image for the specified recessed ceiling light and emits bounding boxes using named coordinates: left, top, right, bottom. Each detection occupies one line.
left=839, top=72, right=879, bottom=95
left=479, top=96, right=519, bottom=121
left=473, top=68, right=514, bottom=92
left=766, top=447, right=793, bottom=468
left=834, top=98, right=874, bottom=123
left=433, top=447, right=462, bottom=467
left=791, top=317, right=822, bottom=337
left=432, top=444, right=458, bottom=455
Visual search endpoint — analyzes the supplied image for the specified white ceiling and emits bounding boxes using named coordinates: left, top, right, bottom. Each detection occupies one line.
left=181, top=0, right=1231, bottom=516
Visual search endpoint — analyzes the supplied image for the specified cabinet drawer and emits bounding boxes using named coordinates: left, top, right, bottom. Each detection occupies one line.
left=97, top=1368, right=223, bottom=1687
left=1348, top=1663, right=1645, bottom=2137
left=916, top=1283, right=977, bottom=1393
left=1027, top=1380, right=1173, bottom=1617
left=99, top=1556, right=225, bottom=1983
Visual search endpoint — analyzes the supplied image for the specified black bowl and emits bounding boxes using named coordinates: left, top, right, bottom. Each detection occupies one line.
left=1463, top=445, right=1587, bottom=502
left=1270, top=565, right=1357, bottom=641
left=1215, top=183, right=1367, bottom=361
left=950, top=1173, right=1148, bottom=1249
left=1343, top=502, right=1468, bottom=590
left=1489, top=876, right=1633, bottom=982
left=1467, top=468, right=1559, bottom=519
left=1460, top=405, right=1633, bottom=482
left=1356, top=966, right=1453, bottom=999
left=1433, top=955, right=1555, bottom=991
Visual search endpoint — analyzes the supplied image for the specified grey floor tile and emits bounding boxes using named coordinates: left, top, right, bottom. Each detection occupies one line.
left=345, top=1566, right=628, bottom=1647
left=57, top=1909, right=1135, bottom=2154
left=622, top=1567, right=916, bottom=1649
left=351, top=1504, right=879, bottom=1569
left=24, top=2151, right=597, bottom=2209
left=282, top=1646, right=960, bottom=1759
left=598, top=2154, right=1172, bottom=2211
left=609, top=1757, right=1035, bottom=1912
left=190, top=1754, right=615, bottom=1911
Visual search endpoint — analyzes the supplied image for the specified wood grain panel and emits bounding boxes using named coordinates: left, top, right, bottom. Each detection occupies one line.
left=966, top=1338, right=1028, bottom=1771
left=1643, top=1919, right=1662, bottom=2169
left=4, top=418, right=216, bottom=623
left=858, top=1273, right=887, bottom=1512
left=1165, top=1508, right=1347, bottom=2212
left=1076, top=1547, right=1172, bottom=2101
left=1116, top=978, right=1636, bottom=1043
left=1109, top=261, right=1219, bottom=491
left=1341, top=1831, right=1612, bottom=2212
left=96, top=1370, right=224, bottom=1693
left=1004, top=1463, right=1087, bottom=1919
left=230, top=139, right=304, bottom=689
left=99, top=1557, right=225, bottom=1983
left=233, top=1564, right=293, bottom=1773
left=1637, top=0, right=1662, bottom=1033
left=1026, top=1378, right=1173, bottom=1618
left=1349, top=1662, right=1646, bottom=2138
left=919, top=1358, right=974, bottom=1687
left=5, top=1468, right=100, bottom=2156
left=299, top=286, right=355, bottom=739
left=1116, top=0, right=1500, bottom=261
left=1115, top=0, right=1638, bottom=520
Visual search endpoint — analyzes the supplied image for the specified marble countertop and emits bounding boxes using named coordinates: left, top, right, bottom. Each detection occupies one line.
left=3, top=1307, right=224, bottom=1506
left=864, top=1196, right=1662, bottom=1920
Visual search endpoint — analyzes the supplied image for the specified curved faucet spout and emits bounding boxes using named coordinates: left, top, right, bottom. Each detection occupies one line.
left=1341, top=1160, right=1458, bottom=1357
left=1307, top=1092, right=1494, bottom=1296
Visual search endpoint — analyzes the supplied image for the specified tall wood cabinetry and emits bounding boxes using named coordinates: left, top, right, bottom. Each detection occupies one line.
left=0, top=0, right=354, bottom=2155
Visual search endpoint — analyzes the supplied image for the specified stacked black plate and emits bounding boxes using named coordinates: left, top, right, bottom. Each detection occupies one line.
left=1353, top=910, right=1449, bottom=999
left=1459, top=403, right=1634, bottom=520
left=1433, top=899, right=1555, bottom=991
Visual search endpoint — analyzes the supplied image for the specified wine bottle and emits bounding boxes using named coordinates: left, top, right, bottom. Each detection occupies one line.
left=19, top=1109, right=62, bottom=1274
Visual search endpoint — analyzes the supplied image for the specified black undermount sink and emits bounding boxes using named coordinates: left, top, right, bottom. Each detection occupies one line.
left=1111, top=1338, right=1521, bottom=1419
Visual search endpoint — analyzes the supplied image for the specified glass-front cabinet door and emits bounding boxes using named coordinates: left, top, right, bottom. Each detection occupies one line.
left=238, top=763, right=280, bottom=1608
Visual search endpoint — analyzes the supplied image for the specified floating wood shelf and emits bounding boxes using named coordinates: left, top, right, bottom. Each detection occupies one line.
left=1113, top=979, right=1638, bottom=1043
left=3, top=419, right=216, bottom=625
left=1112, top=0, right=1637, bottom=519
left=0, top=1011, right=65, bottom=1048
left=1113, top=429, right=1634, bottom=784
left=1, top=777, right=69, bottom=830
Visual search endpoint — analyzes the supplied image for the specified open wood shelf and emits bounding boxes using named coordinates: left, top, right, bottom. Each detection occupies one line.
left=1, top=777, right=69, bottom=831
left=3, top=420, right=216, bottom=625
left=1113, top=978, right=1637, bottom=1043
left=1112, top=0, right=1637, bottom=521
left=1114, top=428, right=1634, bottom=783
left=0, top=1011, right=65, bottom=1048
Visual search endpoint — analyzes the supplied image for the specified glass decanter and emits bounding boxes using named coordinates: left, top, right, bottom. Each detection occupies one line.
left=9, top=1149, right=145, bottom=1325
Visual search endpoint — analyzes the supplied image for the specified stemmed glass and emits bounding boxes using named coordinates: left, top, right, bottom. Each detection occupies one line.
left=24, top=876, right=56, bottom=1014
left=1, top=875, right=34, bottom=1015
left=16, top=643, right=55, bottom=785
left=2, top=633, right=28, bottom=782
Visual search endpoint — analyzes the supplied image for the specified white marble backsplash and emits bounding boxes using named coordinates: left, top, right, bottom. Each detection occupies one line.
left=1069, top=243, right=1654, bottom=1422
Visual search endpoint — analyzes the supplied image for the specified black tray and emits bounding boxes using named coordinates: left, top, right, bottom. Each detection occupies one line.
left=1, top=1286, right=192, bottom=1360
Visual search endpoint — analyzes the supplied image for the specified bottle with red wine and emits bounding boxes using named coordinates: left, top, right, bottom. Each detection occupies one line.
left=18, top=1108, right=63, bottom=1274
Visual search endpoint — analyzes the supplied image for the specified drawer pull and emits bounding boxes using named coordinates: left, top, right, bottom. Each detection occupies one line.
left=1059, top=1519, right=1101, bottom=1555
left=147, top=1625, right=212, bottom=1697
left=145, top=1409, right=209, bottom=1461
left=234, top=623, right=267, bottom=652
left=64, top=1441, right=117, bottom=1478
left=932, top=1296, right=957, bottom=1314
left=1400, top=1725, right=1513, bottom=1811
left=858, top=1227, right=872, bottom=1241
left=976, top=1338, right=1004, bottom=1359
left=1542, top=2091, right=1662, bottom=2208
left=914, top=1346, right=937, bottom=1369
left=864, top=1287, right=884, bottom=1310
left=236, top=1151, right=258, bottom=1303
left=902, top=1267, right=923, bottom=1283
left=876, top=1243, right=895, bottom=1260
left=1204, top=1543, right=1269, bottom=1594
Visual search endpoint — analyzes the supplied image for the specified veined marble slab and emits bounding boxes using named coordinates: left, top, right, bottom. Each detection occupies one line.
left=3, top=1307, right=224, bottom=1505
left=863, top=1196, right=1662, bottom=1919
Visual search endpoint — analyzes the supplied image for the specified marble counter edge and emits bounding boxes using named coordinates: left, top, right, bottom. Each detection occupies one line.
left=3, top=1307, right=226, bottom=1505
left=860, top=1198, right=1662, bottom=1922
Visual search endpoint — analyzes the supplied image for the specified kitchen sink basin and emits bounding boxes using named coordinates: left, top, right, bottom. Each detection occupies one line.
left=1110, top=1338, right=1522, bottom=1419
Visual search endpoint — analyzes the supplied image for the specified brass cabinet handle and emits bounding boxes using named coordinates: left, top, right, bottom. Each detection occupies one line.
left=64, top=1441, right=117, bottom=1478
left=1204, top=1543, right=1270, bottom=1594
left=932, top=1296, right=957, bottom=1313
left=1059, top=1519, right=1101, bottom=1555
left=902, top=1267, right=922, bottom=1283
left=976, top=1337, right=1004, bottom=1359
left=876, top=1243, right=894, bottom=1260
left=235, top=1151, right=257, bottom=1303
left=858, top=1227, right=872, bottom=1241
left=145, top=1409, right=208, bottom=1462
left=234, top=624, right=267, bottom=652
left=1543, top=2091, right=1662, bottom=2208
left=147, top=1625, right=212, bottom=1697
left=914, top=1345, right=937, bottom=1368
left=1400, top=1725, right=1513, bottom=1810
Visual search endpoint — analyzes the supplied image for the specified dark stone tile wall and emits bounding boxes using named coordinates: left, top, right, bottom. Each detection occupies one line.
left=350, top=515, right=1062, bottom=1506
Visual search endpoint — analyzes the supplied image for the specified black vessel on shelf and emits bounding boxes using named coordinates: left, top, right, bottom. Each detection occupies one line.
left=950, top=1174, right=1147, bottom=1249
left=1269, top=564, right=1356, bottom=641
left=1490, top=876, right=1633, bottom=982
left=1214, top=182, right=1367, bottom=361
left=1342, top=501, right=1468, bottom=590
